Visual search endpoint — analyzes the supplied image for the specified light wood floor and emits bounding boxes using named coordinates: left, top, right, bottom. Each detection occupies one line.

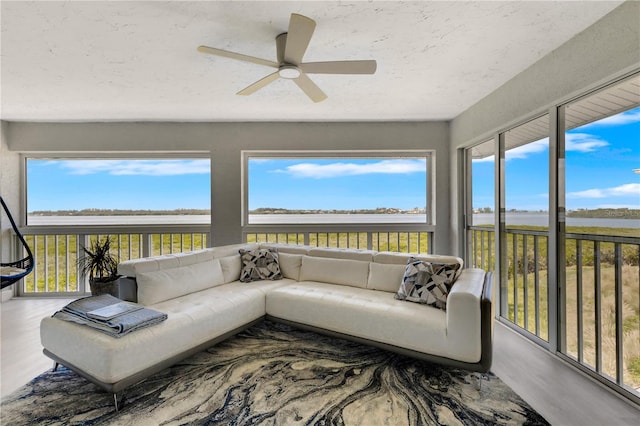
left=1, top=298, right=639, bottom=424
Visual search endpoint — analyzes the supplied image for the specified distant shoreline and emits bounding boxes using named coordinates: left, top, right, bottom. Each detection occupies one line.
left=26, top=213, right=639, bottom=229
left=27, top=207, right=640, bottom=219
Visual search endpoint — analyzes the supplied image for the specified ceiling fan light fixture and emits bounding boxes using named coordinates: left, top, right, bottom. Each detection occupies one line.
left=278, top=65, right=301, bottom=79
left=197, top=13, right=377, bottom=102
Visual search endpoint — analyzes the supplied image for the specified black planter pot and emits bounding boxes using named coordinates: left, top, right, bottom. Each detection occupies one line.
left=89, top=278, right=119, bottom=297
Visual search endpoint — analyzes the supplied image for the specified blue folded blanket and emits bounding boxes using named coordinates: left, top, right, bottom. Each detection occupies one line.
left=53, top=294, right=167, bottom=338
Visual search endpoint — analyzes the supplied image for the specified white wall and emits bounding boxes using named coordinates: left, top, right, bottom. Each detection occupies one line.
left=1, top=121, right=21, bottom=300
left=448, top=0, right=640, bottom=254
left=3, top=121, right=452, bottom=251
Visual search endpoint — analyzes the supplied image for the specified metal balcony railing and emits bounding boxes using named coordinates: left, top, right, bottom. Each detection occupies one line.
left=468, top=225, right=640, bottom=398
left=243, top=224, right=431, bottom=253
left=10, top=224, right=432, bottom=296
left=13, top=225, right=209, bottom=296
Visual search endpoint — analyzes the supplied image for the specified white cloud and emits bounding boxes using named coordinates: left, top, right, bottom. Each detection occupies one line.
left=56, top=160, right=210, bottom=176
left=472, top=155, right=495, bottom=163
left=506, top=139, right=548, bottom=159
left=579, top=109, right=640, bottom=127
left=565, top=133, right=608, bottom=152
left=273, top=159, right=426, bottom=179
left=567, top=183, right=640, bottom=199
left=503, top=132, right=608, bottom=160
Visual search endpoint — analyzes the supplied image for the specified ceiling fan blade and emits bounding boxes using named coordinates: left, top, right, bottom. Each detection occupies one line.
left=300, top=60, right=377, bottom=75
left=197, top=46, right=278, bottom=68
left=284, top=14, right=316, bottom=64
left=276, top=33, right=287, bottom=64
left=237, top=71, right=280, bottom=96
left=293, top=73, right=327, bottom=103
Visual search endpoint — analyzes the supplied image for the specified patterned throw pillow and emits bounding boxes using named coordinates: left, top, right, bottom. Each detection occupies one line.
left=395, top=258, right=462, bottom=310
left=239, top=249, right=283, bottom=282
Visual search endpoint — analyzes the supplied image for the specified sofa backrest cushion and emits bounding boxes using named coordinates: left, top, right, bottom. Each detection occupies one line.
left=367, top=262, right=406, bottom=293
left=136, top=259, right=225, bottom=305
left=307, top=248, right=375, bottom=262
left=118, top=248, right=216, bottom=277
left=299, top=255, right=370, bottom=288
left=219, top=255, right=242, bottom=284
left=278, top=253, right=303, bottom=280
left=210, top=243, right=260, bottom=258
left=374, top=251, right=463, bottom=269
left=259, top=243, right=312, bottom=255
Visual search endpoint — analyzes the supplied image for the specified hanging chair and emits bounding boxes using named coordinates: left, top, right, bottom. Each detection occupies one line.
left=1, top=196, right=34, bottom=289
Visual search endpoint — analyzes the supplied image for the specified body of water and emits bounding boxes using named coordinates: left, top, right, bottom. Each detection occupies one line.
left=27, top=213, right=638, bottom=229
left=472, top=213, right=639, bottom=229
left=27, top=215, right=212, bottom=226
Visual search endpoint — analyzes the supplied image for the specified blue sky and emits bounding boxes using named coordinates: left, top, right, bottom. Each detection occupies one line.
left=472, top=106, right=640, bottom=211
left=27, top=159, right=212, bottom=211
left=25, top=106, right=638, bottom=214
left=248, top=158, right=426, bottom=211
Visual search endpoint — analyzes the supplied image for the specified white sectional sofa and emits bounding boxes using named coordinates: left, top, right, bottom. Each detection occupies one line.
left=40, top=243, right=493, bottom=409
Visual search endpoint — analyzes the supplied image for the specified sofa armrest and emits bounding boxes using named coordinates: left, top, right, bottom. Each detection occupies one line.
left=445, top=268, right=492, bottom=367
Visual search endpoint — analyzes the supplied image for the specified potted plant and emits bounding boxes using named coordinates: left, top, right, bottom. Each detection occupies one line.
left=78, top=237, right=120, bottom=297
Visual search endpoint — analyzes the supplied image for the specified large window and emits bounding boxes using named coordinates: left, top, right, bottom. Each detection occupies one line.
left=463, top=72, right=640, bottom=402
left=244, top=152, right=431, bottom=225
left=562, top=80, right=640, bottom=393
left=26, top=157, right=211, bottom=225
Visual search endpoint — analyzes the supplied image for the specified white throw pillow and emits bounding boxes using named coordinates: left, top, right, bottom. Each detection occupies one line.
left=219, top=255, right=242, bottom=283
left=136, top=259, right=225, bottom=306
left=367, top=262, right=406, bottom=293
left=278, top=253, right=303, bottom=280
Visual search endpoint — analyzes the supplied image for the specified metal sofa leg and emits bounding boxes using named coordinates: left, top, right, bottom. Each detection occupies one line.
left=113, top=392, right=125, bottom=411
left=52, top=361, right=59, bottom=372
left=473, top=372, right=483, bottom=391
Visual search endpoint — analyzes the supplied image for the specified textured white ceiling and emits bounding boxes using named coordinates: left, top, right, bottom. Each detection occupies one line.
left=0, top=1, right=624, bottom=122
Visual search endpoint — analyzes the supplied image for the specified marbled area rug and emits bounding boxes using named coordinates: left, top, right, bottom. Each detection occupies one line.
left=1, top=320, right=548, bottom=425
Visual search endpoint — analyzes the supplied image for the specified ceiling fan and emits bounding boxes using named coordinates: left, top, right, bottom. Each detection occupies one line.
left=197, top=13, right=377, bottom=103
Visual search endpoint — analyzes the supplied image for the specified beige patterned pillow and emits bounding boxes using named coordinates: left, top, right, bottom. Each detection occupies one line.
left=395, top=258, right=462, bottom=310
left=239, top=249, right=283, bottom=282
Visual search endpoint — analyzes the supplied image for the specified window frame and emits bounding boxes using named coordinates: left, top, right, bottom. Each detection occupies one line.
left=21, top=152, right=212, bottom=227
left=241, top=150, right=435, bottom=227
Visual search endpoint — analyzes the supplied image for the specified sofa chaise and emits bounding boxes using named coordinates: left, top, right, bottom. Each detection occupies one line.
left=40, top=243, right=493, bottom=410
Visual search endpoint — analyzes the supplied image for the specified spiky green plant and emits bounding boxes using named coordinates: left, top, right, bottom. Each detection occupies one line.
left=77, top=237, right=119, bottom=282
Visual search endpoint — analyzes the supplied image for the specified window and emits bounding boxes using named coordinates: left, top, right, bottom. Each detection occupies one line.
left=25, top=157, right=211, bottom=225
left=467, top=139, right=496, bottom=271
left=244, top=152, right=431, bottom=225
left=562, top=78, right=640, bottom=392
left=462, top=72, right=640, bottom=402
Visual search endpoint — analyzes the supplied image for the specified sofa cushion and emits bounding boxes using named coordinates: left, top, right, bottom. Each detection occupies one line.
left=136, top=259, right=225, bottom=306
left=239, top=249, right=283, bottom=282
left=307, top=248, right=375, bottom=262
left=266, top=282, right=451, bottom=359
left=259, top=243, right=312, bottom=255
left=118, top=248, right=216, bottom=277
left=211, top=243, right=260, bottom=258
left=395, top=258, right=462, bottom=309
left=299, top=255, right=370, bottom=289
left=40, top=279, right=292, bottom=384
left=373, top=251, right=463, bottom=267
left=278, top=253, right=303, bottom=281
left=367, top=262, right=406, bottom=293
left=219, top=255, right=242, bottom=283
